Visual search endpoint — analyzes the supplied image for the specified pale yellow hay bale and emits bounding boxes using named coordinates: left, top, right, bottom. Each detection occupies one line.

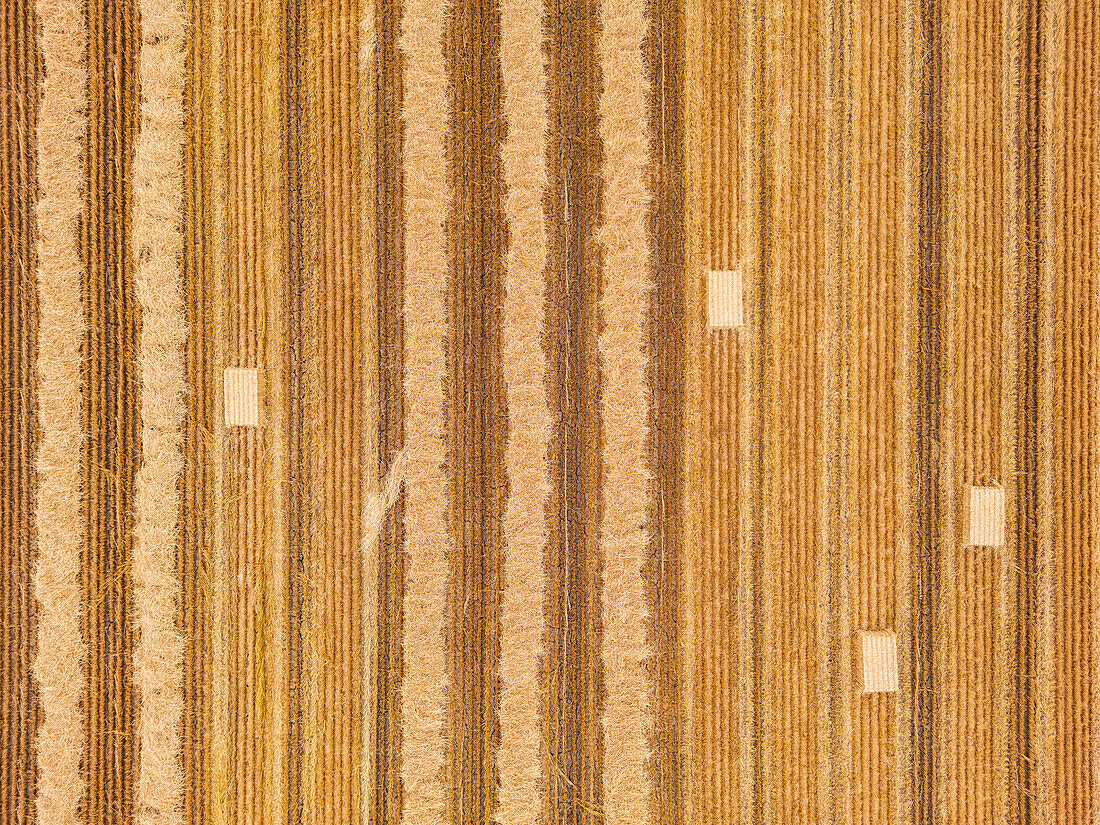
left=223, top=368, right=260, bottom=427
left=968, top=485, right=1005, bottom=548
left=859, top=631, right=899, bottom=694
left=707, top=270, right=744, bottom=329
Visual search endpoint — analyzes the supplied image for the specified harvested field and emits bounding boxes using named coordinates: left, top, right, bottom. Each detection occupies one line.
left=2, top=0, right=1097, bottom=824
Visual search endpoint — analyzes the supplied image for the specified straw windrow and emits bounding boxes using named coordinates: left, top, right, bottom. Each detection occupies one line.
left=33, top=1, right=87, bottom=822
left=131, top=0, right=187, bottom=821
left=495, top=0, right=552, bottom=819
left=399, top=0, right=452, bottom=820
left=596, top=0, right=655, bottom=820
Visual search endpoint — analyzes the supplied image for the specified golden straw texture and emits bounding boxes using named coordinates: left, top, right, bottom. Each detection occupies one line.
left=131, top=0, right=187, bottom=820
left=32, top=3, right=87, bottom=823
left=399, top=0, right=452, bottom=820
left=495, top=0, right=551, bottom=818
left=7, top=3, right=1100, bottom=825
left=596, top=0, right=655, bottom=820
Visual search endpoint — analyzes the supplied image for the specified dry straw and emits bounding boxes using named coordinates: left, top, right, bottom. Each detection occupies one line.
left=597, top=0, right=655, bottom=820
left=399, top=0, right=453, bottom=820
left=131, top=0, right=188, bottom=821
left=33, top=2, right=89, bottom=823
left=495, top=0, right=552, bottom=819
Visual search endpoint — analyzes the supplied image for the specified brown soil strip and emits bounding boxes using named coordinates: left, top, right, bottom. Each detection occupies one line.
left=443, top=0, right=509, bottom=820
left=283, top=0, right=306, bottom=821
left=80, top=0, right=140, bottom=820
left=0, top=5, right=42, bottom=823
left=1049, top=4, right=1097, bottom=820
left=643, top=0, right=685, bottom=820
left=543, top=0, right=605, bottom=820
left=369, top=0, right=406, bottom=819
left=181, top=0, right=214, bottom=812
left=911, top=0, right=942, bottom=820
left=496, top=0, right=552, bottom=814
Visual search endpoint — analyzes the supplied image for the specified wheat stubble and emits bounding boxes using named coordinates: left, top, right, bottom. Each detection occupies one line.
left=544, top=0, right=605, bottom=819
left=683, top=2, right=768, bottom=819
left=443, top=0, right=509, bottom=820
left=938, top=1, right=1012, bottom=821
left=0, top=4, right=42, bottom=823
left=759, top=0, right=834, bottom=818
left=80, top=0, right=141, bottom=820
left=681, top=0, right=761, bottom=819
left=221, top=0, right=290, bottom=819
left=363, top=0, right=406, bottom=820
left=1046, top=2, right=1098, bottom=820
left=844, top=0, right=906, bottom=821
left=303, top=1, right=374, bottom=823
left=180, top=0, right=218, bottom=818
left=643, top=0, right=685, bottom=819
left=495, top=0, right=552, bottom=818
left=17, top=2, right=1100, bottom=823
